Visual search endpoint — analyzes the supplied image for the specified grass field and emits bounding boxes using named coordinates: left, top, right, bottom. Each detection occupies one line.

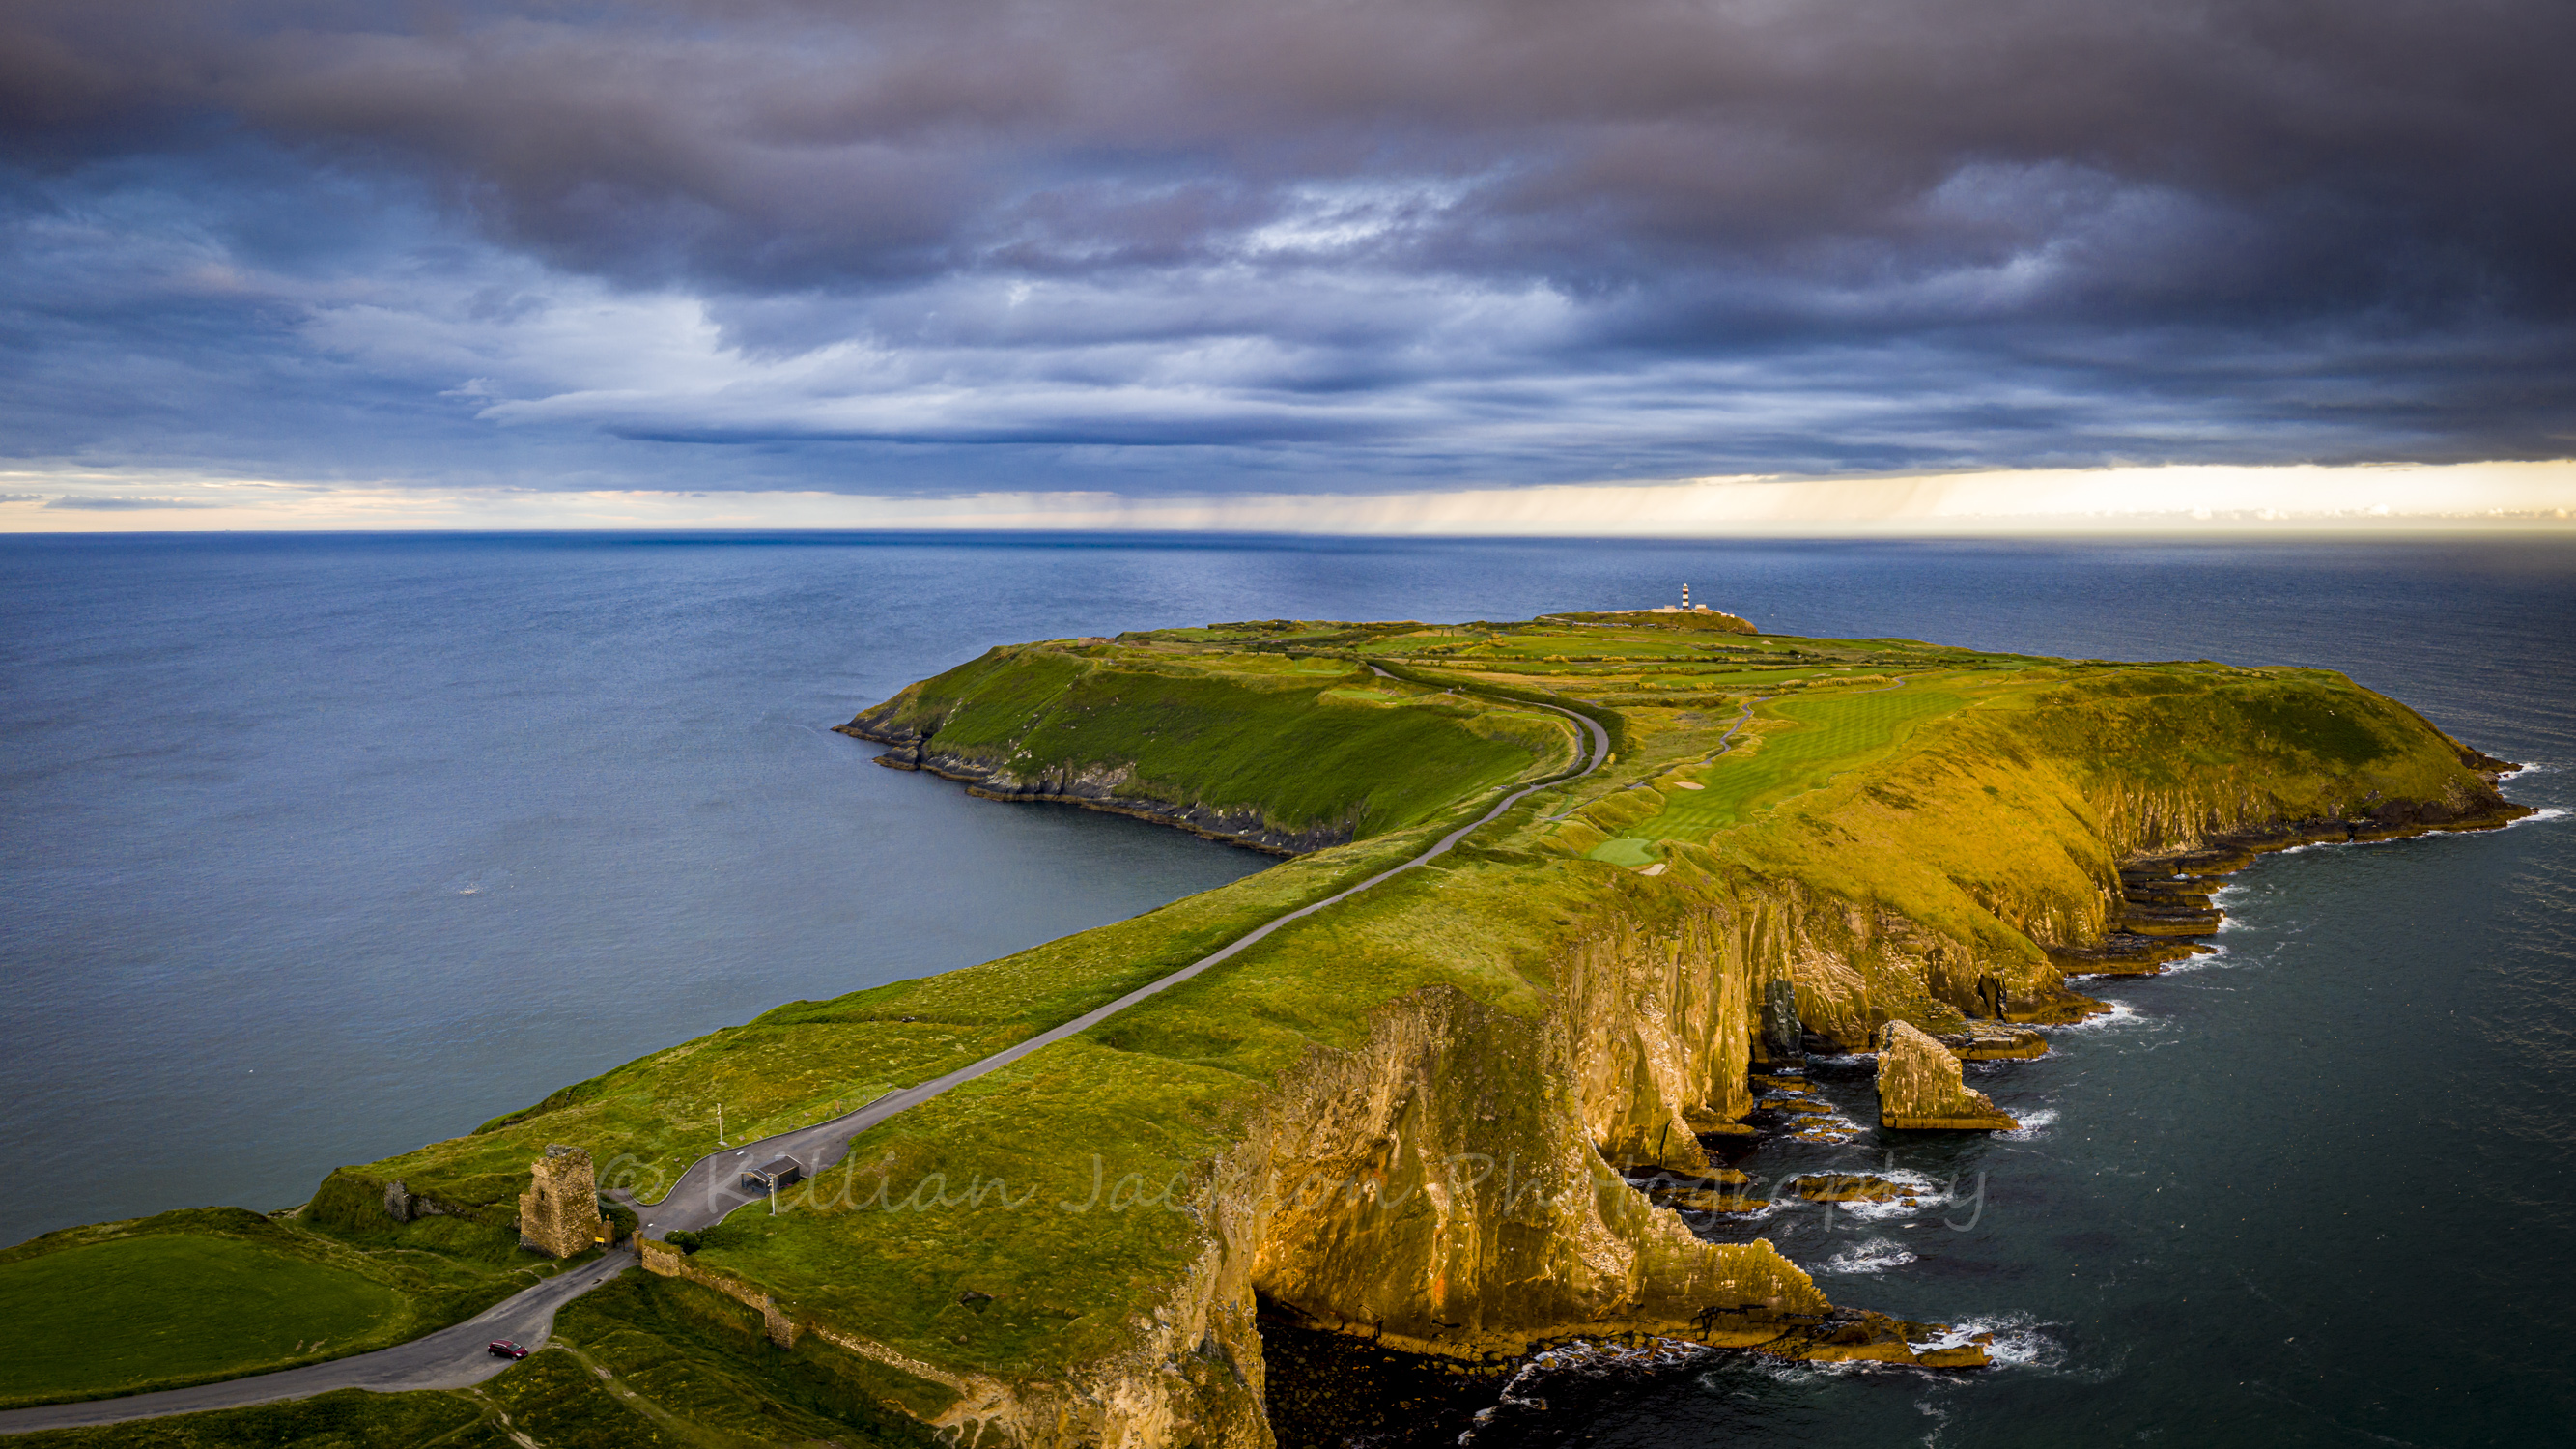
left=0, top=1233, right=402, bottom=1405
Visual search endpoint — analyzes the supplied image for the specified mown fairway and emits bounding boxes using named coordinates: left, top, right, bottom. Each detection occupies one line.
left=0, top=1234, right=403, bottom=1404
left=1588, top=684, right=1969, bottom=859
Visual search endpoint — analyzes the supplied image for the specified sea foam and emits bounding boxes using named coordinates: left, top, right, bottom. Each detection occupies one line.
left=1818, top=1236, right=1918, bottom=1274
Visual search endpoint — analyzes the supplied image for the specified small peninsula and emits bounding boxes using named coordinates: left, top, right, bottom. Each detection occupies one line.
left=0, top=611, right=2528, bottom=1448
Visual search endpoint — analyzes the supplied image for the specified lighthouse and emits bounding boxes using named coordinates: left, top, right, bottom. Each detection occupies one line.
left=1682, top=583, right=1691, bottom=610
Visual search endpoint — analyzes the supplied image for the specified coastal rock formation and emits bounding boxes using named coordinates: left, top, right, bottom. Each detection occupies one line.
left=1788, top=1174, right=1915, bottom=1204
left=1934, top=1021, right=2050, bottom=1060
left=1876, top=1023, right=2018, bottom=1130
left=516, top=1144, right=602, bottom=1259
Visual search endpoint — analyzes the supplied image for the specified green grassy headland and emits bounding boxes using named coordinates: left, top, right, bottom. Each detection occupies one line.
left=842, top=632, right=1580, bottom=846
left=11, top=609, right=2522, bottom=1440
left=333, top=615, right=2510, bottom=1372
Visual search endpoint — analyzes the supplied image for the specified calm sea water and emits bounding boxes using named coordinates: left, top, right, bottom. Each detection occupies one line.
left=3, top=532, right=2569, bottom=1444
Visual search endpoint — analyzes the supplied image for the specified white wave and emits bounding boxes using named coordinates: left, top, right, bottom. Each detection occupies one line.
left=1723, top=1354, right=1876, bottom=1384
left=1998, top=1108, right=2058, bottom=1141
left=2506, top=806, right=2569, bottom=828
left=1839, top=1193, right=1938, bottom=1220
left=1914, top=1312, right=2060, bottom=1370
left=2160, top=943, right=2232, bottom=974
left=1818, top=1237, right=1918, bottom=1274
left=2044, top=1000, right=2149, bottom=1032
left=1696, top=1196, right=1793, bottom=1224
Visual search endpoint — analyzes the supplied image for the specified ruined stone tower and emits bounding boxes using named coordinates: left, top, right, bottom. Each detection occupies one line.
left=518, top=1144, right=603, bottom=1258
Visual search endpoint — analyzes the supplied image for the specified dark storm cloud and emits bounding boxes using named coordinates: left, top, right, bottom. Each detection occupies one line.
left=1, top=0, right=2569, bottom=491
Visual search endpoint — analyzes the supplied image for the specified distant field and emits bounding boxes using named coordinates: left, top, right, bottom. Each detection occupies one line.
left=1589, top=684, right=1969, bottom=860
left=0, top=1234, right=403, bottom=1405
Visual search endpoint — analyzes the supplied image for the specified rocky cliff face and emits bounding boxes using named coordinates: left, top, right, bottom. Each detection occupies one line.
left=1875, top=1022, right=2019, bottom=1130
left=1231, top=978, right=1820, bottom=1364
left=688, top=889, right=1988, bottom=1449
left=968, top=945, right=1957, bottom=1446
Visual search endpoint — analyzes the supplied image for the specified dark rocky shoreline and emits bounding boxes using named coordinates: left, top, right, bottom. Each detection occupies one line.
left=2054, top=767, right=2533, bottom=980
left=835, top=715, right=1355, bottom=856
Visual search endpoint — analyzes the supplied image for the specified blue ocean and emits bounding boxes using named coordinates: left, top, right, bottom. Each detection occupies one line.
left=4, top=532, right=2570, bottom=1445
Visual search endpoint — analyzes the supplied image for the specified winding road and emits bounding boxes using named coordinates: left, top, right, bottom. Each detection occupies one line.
left=0, top=680, right=1609, bottom=1435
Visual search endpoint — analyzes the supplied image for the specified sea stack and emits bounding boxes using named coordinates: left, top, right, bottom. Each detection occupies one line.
left=1876, top=1022, right=2019, bottom=1130
left=517, top=1144, right=604, bottom=1258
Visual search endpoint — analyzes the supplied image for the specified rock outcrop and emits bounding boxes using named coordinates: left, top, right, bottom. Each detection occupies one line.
left=1876, top=1022, right=2018, bottom=1130
left=1757, top=977, right=1802, bottom=1063
left=517, top=1144, right=603, bottom=1258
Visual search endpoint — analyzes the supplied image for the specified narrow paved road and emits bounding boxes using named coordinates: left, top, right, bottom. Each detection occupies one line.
left=0, top=682, right=1607, bottom=1436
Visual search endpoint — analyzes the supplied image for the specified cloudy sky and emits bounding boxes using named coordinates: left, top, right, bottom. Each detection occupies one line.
left=5, top=0, right=2572, bottom=529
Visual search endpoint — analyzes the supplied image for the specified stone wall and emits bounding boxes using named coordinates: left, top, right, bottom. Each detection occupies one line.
left=637, top=1236, right=801, bottom=1347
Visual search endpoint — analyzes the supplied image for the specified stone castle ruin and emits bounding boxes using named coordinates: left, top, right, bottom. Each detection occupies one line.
left=517, top=1143, right=605, bottom=1258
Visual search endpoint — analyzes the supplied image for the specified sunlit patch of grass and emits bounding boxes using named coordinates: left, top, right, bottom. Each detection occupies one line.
left=1602, top=684, right=1971, bottom=843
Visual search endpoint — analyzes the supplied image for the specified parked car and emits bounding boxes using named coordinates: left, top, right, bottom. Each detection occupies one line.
left=488, top=1340, right=529, bottom=1359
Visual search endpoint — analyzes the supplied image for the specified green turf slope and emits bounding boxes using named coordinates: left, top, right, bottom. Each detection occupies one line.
left=0, top=1203, right=582, bottom=1410
left=0, top=1234, right=400, bottom=1405
left=845, top=639, right=1575, bottom=843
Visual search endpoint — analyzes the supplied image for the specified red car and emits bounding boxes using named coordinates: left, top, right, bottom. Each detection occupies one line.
left=488, top=1340, right=529, bottom=1360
